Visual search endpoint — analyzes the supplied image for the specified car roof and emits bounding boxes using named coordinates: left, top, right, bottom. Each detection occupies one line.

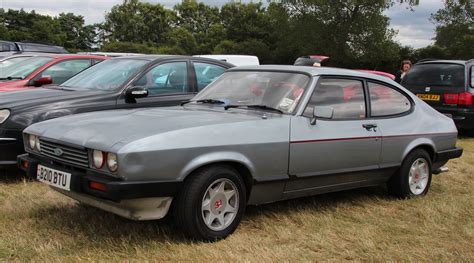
left=112, top=55, right=235, bottom=67
left=2, top=53, right=108, bottom=60
left=415, top=60, right=467, bottom=65
left=228, top=65, right=396, bottom=83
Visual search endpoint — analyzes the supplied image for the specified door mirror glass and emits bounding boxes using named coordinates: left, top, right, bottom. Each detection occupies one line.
left=34, top=75, right=53, bottom=87
left=314, top=106, right=334, bottom=119
left=126, top=86, right=149, bottom=101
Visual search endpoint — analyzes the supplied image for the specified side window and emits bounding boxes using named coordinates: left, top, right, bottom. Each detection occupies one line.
left=40, top=59, right=92, bottom=84
left=304, top=78, right=366, bottom=120
left=193, top=62, right=226, bottom=91
left=368, top=82, right=411, bottom=117
left=134, top=62, right=188, bottom=95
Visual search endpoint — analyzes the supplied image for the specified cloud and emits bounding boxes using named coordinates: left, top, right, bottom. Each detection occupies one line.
left=1, top=0, right=122, bottom=23
left=385, top=0, right=444, bottom=48
left=1, top=0, right=444, bottom=49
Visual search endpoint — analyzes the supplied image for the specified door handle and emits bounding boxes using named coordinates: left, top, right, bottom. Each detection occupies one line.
left=362, top=123, right=377, bottom=131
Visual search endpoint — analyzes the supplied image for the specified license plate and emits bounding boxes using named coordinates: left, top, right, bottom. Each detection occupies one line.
left=416, top=94, right=440, bottom=101
left=37, top=164, right=71, bottom=191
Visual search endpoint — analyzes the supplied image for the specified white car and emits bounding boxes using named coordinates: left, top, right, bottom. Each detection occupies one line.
left=193, top=55, right=260, bottom=67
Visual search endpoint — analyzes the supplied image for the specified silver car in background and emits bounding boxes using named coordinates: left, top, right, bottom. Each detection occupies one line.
left=19, top=66, right=463, bottom=241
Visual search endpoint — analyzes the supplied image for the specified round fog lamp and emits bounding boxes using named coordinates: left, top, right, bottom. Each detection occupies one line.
left=107, top=153, right=118, bottom=172
left=28, top=134, right=37, bottom=150
left=92, top=150, right=105, bottom=169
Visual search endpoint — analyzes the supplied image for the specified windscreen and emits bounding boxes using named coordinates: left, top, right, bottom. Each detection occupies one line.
left=0, top=56, right=53, bottom=79
left=192, top=71, right=311, bottom=114
left=0, top=56, right=33, bottom=67
left=402, top=63, right=465, bottom=88
left=60, top=59, right=149, bottom=91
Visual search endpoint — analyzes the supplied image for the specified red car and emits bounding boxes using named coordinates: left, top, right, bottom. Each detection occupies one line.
left=355, top=69, right=396, bottom=80
left=0, top=54, right=108, bottom=92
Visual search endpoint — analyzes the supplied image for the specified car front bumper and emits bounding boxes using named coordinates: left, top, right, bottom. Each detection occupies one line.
left=18, top=153, right=181, bottom=220
left=0, top=129, right=23, bottom=168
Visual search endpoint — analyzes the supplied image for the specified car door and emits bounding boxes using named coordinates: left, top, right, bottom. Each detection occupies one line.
left=118, top=60, right=195, bottom=108
left=366, top=81, right=415, bottom=169
left=285, top=77, right=382, bottom=197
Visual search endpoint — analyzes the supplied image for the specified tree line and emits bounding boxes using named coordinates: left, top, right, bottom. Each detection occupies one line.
left=0, top=0, right=472, bottom=72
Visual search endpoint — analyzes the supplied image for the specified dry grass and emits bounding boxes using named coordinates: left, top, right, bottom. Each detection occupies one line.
left=1, top=138, right=473, bottom=261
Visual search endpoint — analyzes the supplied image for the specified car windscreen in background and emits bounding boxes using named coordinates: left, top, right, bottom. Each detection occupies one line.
left=402, top=63, right=465, bottom=89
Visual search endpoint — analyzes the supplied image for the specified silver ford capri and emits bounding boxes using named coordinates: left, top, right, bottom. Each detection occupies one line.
left=18, top=65, right=463, bottom=241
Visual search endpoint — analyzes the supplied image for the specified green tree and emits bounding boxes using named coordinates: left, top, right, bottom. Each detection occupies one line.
left=101, top=41, right=157, bottom=53
left=163, top=27, right=197, bottom=54
left=57, top=13, right=96, bottom=50
left=173, top=0, right=222, bottom=54
left=413, top=45, right=449, bottom=61
left=173, top=0, right=219, bottom=34
left=104, top=0, right=172, bottom=44
left=220, top=3, right=272, bottom=43
left=275, top=0, right=405, bottom=70
left=431, top=0, right=473, bottom=59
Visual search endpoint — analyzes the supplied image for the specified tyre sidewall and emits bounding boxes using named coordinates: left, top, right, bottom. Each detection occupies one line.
left=190, top=166, right=246, bottom=240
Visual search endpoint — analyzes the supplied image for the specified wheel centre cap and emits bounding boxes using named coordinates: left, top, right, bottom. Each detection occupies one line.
left=211, top=193, right=226, bottom=214
left=215, top=199, right=223, bottom=209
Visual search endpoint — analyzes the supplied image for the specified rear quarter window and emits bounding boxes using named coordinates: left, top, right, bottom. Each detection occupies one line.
left=402, top=63, right=465, bottom=88
left=368, top=82, right=412, bottom=117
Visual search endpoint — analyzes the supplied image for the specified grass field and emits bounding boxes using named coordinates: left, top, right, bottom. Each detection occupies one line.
left=1, top=138, right=473, bottom=261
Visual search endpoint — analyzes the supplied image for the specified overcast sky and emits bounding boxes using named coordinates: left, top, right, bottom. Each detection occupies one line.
left=0, top=0, right=444, bottom=49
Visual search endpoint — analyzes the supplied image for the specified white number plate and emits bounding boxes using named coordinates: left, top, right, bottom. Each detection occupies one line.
left=37, top=164, right=71, bottom=191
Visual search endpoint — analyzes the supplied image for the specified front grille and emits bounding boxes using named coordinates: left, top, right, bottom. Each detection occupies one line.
left=39, top=139, right=89, bottom=168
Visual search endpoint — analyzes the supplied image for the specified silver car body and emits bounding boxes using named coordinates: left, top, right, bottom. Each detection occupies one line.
left=22, top=66, right=459, bottom=220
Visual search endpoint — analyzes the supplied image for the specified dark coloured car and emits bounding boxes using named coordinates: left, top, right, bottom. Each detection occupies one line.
left=0, top=55, right=233, bottom=171
left=0, top=41, right=68, bottom=59
left=0, top=54, right=108, bottom=92
left=401, top=59, right=474, bottom=132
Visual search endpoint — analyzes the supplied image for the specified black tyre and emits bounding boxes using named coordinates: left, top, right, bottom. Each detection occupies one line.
left=174, top=165, right=246, bottom=241
left=388, top=149, right=432, bottom=199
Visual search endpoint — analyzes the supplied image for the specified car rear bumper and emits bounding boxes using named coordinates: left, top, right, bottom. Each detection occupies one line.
left=439, top=109, right=474, bottom=130
left=17, top=153, right=181, bottom=202
left=435, top=147, right=463, bottom=163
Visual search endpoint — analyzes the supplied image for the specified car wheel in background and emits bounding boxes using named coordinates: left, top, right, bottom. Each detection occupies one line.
left=174, top=165, right=246, bottom=241
left=388, top=149, right=432, bottom=199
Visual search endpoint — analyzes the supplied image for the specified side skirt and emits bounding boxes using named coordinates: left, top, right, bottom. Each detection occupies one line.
left=248, top=166, right=398, bottom=205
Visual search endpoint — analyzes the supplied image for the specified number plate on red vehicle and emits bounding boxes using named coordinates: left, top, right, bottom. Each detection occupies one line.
left=37, top=164, right=71, bottom=191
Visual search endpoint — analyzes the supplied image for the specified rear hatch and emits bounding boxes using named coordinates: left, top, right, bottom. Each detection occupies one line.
left=402, top=63, right=470, bottom=109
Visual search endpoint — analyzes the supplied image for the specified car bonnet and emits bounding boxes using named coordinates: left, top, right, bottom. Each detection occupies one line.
left=24, top=106, right=288, bottom=152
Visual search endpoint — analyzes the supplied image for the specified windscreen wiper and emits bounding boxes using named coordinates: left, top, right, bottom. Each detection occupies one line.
left=0, top=76, right=23, bottom=80
left=181, top=99, right=226, bottom=106
left=224, top=104, right=283, bottom=114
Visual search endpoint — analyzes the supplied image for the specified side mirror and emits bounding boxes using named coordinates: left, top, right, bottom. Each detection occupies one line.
left=125, top=86, right=148, bottom=103
left=310, top=106, right=334, bottom=125
left=34, top=75, right=53, bottom=87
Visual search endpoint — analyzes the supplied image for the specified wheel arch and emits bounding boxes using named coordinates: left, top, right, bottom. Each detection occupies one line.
left=178, top=152, right=256, bottom=198
left=402, top=138, right=436, bottom=162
